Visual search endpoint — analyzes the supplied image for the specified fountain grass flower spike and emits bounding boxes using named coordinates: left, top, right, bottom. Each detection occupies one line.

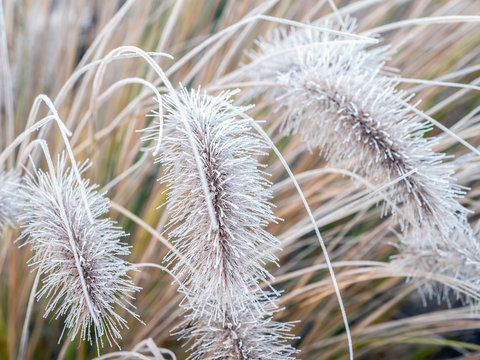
left=240, top=17, right=470, bottom=245
left=17, top=153, right=139, bottom=348
left=143, top=87, right=298, bottom=359
left=181, top=310, right=298, bottom=360
left=391, top=216, right=480, bottom=304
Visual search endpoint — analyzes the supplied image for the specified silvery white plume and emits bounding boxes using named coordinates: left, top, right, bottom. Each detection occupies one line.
left=394, top=222, right=480, bottom=304
left=17, top=154, right=139, bottom=347
left=144, top=87, right=297, bottom=358
left=0, top=167, right=22, bottom=232
left=240, top=17, right=470, bottom=245
left=181, top=308, right=298, bottom=360
left=238, top=17, right=480, bottom=302
left=150, top=88, right=279, bottom=322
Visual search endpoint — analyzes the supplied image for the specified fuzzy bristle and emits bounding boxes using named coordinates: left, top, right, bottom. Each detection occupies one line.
left=17, top=154, right=139, bottom=347
left=392, top=221, right=480, bottom=303
left=151, top=88, right=279, bottom=322
left=241, top=18, right=469, bottom=237
left=144, top=87, right=297, bottom=358
left=181, top=308, right=298, bottom=360
left=238, top=17, right=479, bottom=302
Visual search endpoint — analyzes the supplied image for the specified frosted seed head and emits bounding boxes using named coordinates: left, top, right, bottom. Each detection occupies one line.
left=144, top=87, right=281, bottom=324
left=143, top=87, right=297, bottom=358
left=240, top=16, right=470, bottom=247
left=179, top=306, right=299, bottom=360
left=393, top=223, right=480, bottom=304
left=17, top=153, right=140, bottom=347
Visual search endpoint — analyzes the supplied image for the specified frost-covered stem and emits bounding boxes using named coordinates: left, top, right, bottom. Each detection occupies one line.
left=18, top=94, right=72, bottom=161
left=34, top=96, right=95, bottom=224
left=49, top=53, right=168, bottom=121
left=62, top=133, right=95, bottom=225
left=250, top=120, right=353, bottom=360
left=18, top=268, right=41, bottom=360
left=23, top=140, right=101, bottom=329
left=87, top=52, right=166, bottom=147
left=167, top=100, right=219, bottom=231
left=165, top=13, right=376, bottom=78
left=0, top=95, right=96, bottom=226
left=404, top=101, right=480, bottom=157
left=0, top=115, right=58, bottom=167
left=0, top=0, right=14, bottom=168
left=75, top=77, right=163, bottom=146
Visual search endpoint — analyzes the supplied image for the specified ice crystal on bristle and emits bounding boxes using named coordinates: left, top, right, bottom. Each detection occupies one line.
left=241, top=17, right=470, bottom=242
left=0, top=168, right=21, bottom=232
left=144, top=87, right=297, bottom=358
left=17, top=154, right=139, bottom=347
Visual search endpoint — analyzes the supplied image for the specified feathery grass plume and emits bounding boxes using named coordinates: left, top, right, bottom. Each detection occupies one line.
left=239, top=17, right=470, bottom=243
left=152, top=87, right=277, bottom=321
left=393, top=224, right=480, bottom=305
left=181, top=308, right=298, bottom=360
left=143, top=87, right=297, bottom=358
left=393, top=215, right=480, bottom=304
left=0, top=167, right=21, bottom=232
left=17, top=153, right=139, bottom=347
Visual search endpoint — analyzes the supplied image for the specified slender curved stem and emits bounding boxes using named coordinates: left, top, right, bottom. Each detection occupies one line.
left=249, top=119, right=354, bottom=360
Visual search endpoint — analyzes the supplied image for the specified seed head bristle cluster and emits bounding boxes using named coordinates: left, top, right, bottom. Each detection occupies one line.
left=393, top=223, right=480, bottom=303
left=240, top=17, right=477, bottom=299
left=181, top=311, right=298, bottom=360
left=144, top=87, right=297, bottom=359
left=0, top=167, right=21, bottom=233
left=17, top=154, right=139, bottom=347
left=243, top=17, right=468, bottom=235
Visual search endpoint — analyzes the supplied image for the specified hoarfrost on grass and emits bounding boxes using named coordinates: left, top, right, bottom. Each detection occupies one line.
left=17, top=154, right=140, bottom=347
left=242, top=17, right=468, bottom=236
left=240, top=16, right=478, bottom=300
left=144, top=87, right=298, bottom=359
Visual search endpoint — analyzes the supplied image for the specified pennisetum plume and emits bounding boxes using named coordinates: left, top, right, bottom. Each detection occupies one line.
left=17, top=152, right=140, bottom=347
left=143, top=87, right=298, bottom=359
left=182, top=309, right=298, bottom=360
left=392, top=221, right=480, bottom=303
left=240, top=17, right=468, bottom=235
left=237, top=16, right=476, bottom=298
